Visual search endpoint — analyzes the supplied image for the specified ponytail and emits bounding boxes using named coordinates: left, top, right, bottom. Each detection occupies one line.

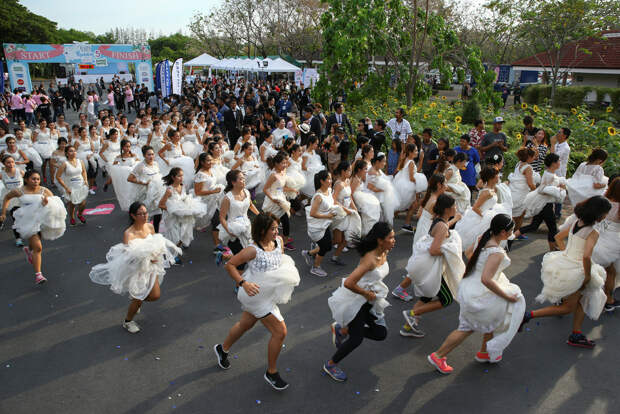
left=267, top=151, right=287, bottom=170
left=162, top=167, right=182, bottom=186
left=421, top=174, right=445, bottom=208
left=224, top=169, right=242, bottom=193
left=352, top=222, right=393, bottom=256
left=463, top=214, right=514, bottom=278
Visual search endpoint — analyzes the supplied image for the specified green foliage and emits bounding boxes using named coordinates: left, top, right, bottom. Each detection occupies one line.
left=466, top=47, right=502, bottom=108
left=0, top=0, right=58, bottom=43
left=456, top=68, right=465, bottom=84
left=462, top=99, right=481, bottom=125
left=523, top=85, right=620, bottom=116
left=149, top=34, right=195, bottom=63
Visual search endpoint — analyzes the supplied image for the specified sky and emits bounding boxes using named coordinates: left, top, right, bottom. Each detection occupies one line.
left=21, top=0, right=224, bottom=35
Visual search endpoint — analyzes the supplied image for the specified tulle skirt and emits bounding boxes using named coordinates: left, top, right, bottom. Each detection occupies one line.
left=221, top=151, right=236, bottom=169
left=237, top=255, right=300, bottom=321
left=566, top=174, right=607, bottom=207
left=406, top=231, right=465, bottom=299
left=13, top=196, right=66, bottom=240
left=413, top=209, right=433, bottom=244
left=109, top=165, right=140, bottom=211
left=194, top=186, right=225, bottom=228
left=458, top=274, right=525, bottom=360
left=263, top=193, right=290, bottom=218
left=301, top=164, right=325, bottom=197
left=163, top=195, right=207, bottom=246
left=145, top=176, right=165, bottom=216
left=371, top=176, right=400, bottom=226
left=508, top=176, right=531, bottom=217
left=181, top=140, right=202, bottom=160
left=592, top=220, right=620, bottom=269
left=0, top=183, right=20, bottom=210
left=328, top=278, right=390, bottom=327
left=213, top=164, right=229, bottom=186
left=243, top=166, right=263, bottom=190
left=33, top=141, right=56, bottom=159
left=352, top=190, right=381, bottom=236
left=61, top=179, right=89, bottom=205
left=447, top=181, right=471, bottom=215
left=218, top=215, right=252, bottom=247
left=332, top=210, right=362, bottom=245
left=159, top=156, right=196, bottom=189
left=455, top=208, right=495, bottom=251
left=23, top=147, right=43, bottom=169
left=537, top=251, right=607, bottom=320
left=89, top=234, right=181, bottom=300
left=285, top=169, right=305, bottom=199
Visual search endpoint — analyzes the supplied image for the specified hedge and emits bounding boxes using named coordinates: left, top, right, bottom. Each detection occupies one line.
left=523, top=85, right=620, bottom=112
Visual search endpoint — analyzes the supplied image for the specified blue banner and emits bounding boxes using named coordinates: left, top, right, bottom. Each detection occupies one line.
left=160, top=60, right=171, bottom=98
left=155, top=62, right=162, bottom=93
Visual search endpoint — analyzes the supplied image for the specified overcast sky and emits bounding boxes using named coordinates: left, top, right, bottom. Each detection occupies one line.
left=21, top=0, right=224, bottom=35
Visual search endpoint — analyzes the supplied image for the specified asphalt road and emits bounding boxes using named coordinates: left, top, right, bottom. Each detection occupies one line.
left=1, top=108, right=619, bottom=414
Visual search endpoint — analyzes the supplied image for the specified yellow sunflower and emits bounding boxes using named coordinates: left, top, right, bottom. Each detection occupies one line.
left=437, top=113, right=443, bottom=119
left=516, top=133, right=522, bottom=140
left=578, top=114, right=584, bottom=121
left=609, top=127, right=617, bottom=136
left=453, top=125, right=460, bottom=132
left=590, top=119, right=595, bottom=126
left=441, top=96, right=447, bottom=101
left=455, top=116, right=462, bottom=123
left=607, top=107, right=613, bottom=113
left=533, top=105, right=540, bottom=113
left=521, top=103, right=528, bottom=109
left=423, top=113, right=429, bottom=119
left=441, top=121, right=447, bottom=128
left=430, top=102, right=437, bottom=109
left=571, top=108, right=577, bottom=115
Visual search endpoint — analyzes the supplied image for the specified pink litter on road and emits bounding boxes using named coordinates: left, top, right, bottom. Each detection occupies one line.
left=83, top=204, right=115, bottom=216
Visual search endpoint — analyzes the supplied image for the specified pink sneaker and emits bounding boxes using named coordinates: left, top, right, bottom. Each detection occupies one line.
left=35, top=273, right=47, bottom=284
left=78, top=215, right=86, bottom=224
left=23, top=247, right=33, bottom=264
left=427, top=352, right=453, bottom=374
left=474, top=352, right=503, bottom=363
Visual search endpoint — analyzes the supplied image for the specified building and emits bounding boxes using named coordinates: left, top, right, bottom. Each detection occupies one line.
left=512, top=30, right=620, bottom=88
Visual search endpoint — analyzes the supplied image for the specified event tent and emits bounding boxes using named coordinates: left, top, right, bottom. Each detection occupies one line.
left=183, top=53, right=221, bottom=67
left=210, top=57, right=301, bottom=73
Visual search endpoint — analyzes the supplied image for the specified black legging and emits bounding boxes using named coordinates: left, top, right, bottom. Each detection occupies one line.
left=420, top=277, right=453, bottom=307
left=10, top=207, right=20, bottom=239
left=228, top=238, right=245, bottom=271
left=519, top=203, right=558, bottom=242
left=280, top=213, right=290, bottom=237
left=331, top=303, right=387, bottom=363
left=152, top=214, right=162, bottom=233
left=316, top=229, right=332, bottom=256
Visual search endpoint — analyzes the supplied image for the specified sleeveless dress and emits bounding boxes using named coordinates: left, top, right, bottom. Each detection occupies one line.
left=367, top=170, right=400, bottom=225
left=33, top=128, right=56, bottom=159
left=305, top=190, right=339, bottom=242
left=393, top=159, right=428, bottom=211
left=446, top=164, right=471, bottom=214
left=237, top=238, right=301, bottom=321
left=352, top=180, right=381, bottom=236
left=181, top=133, right=201, bottom=159
left=592, top=201, right=620, bottom=271
left=406, top=220, right=465, bottom=299
left=74, top=137, right=97, bottom=171
left=89, top=233, right=181, bottom=300
left=300, top=150, right=325, bottom=197
left=328, top=261, right=391, bottom=326
left=109, top=155, right=140, bottom=211
left=262, top=173, right=290, bottom=218
left=257, top=142, right=278, bottom=193
left=537, top=217, right=607, bottom=320
left=508, top=162, right=537, bottom=217
left=193, top=170, right=225, bottom=227
left=101, top=139, right=121, bottom=172
left=285, top=156, right=306, bottom=199
left=163, top=185, right=207, bottom=246
left=149, top=131, right=165, bottom=154
left=413, top=208, right=433, bottom=244
left=132, top=161, right=164, bottom=216
left=60, top=160, right=89, bottom=204
left=457, top=246, right=525, bottom=360
left=523, top=171, right=566, bottom=218
left=332, top=184, right=362, bottom=244
left=3, top=149, right=26, bottom=172
left=16, top=137, right=43, bottom=169
left=13, top=187, right=67, bottom=240
left=241, top=157, right=262, bottom=190
left=217, top=190, right=253, bottom=247
left=566, top=162, right=608, bottom=207
left=137, top=127, right=152, bottom=148
left=158, top=143, right=195, bottom=189
left=1, top=170, right=23, bottom=210
left=455, top=189, right=499, bottom=251
left=57, top=125, right=69, bottom=139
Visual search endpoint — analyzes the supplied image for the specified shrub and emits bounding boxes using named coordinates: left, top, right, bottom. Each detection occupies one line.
left=462, top=99, right=481, bottom=125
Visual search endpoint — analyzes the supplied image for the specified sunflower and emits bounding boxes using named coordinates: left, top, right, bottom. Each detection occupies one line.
left=453, top=125, right=460, bottom=132
left=609, top=127, right=617, bottom=136
left=578, top=114, right=584, bottom=121
left=607, top=107, right=614, bottom=113
left=516, top=133, right=522, bottom=140
left=423, top=113, right=429, bottom=119
left=430, top=102, right=437, bottom=109
left=590, top=119, right=595, bottom=126
left=441, top=121, right=447, bottom=128
left=437, top=113, right=443, bottom=119
left=521, top=103, right=528, bottom=109
left=571, top=108, right=577, bottom=115
left=455, top=116, right=462, bottom=123
left=441, top=96, right=447, bottom=101
left=533, top=105, right=540, bottom=113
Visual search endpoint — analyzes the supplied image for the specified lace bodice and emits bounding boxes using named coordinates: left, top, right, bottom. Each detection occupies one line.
left=248, top=238, right=283, bottom=273
left=574, top=162, right=605, bottom=183
left=336, top=183, right=353, bottom=207
left=226, top=190, right=251, bottom=219
left=132, top=161, right=160, bottom=182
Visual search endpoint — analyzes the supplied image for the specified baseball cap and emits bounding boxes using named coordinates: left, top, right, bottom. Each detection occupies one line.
left=493, top=116, right=505, bottom=123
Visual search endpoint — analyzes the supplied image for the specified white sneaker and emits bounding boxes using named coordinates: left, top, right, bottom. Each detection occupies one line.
left=89, top=189, right=96, bottom=195
left=310, top=266, right=328, bottom=277
left=122, top=320, right=141, bottom=333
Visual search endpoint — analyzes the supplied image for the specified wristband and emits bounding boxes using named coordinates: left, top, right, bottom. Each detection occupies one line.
left=238, top=280, right=245, bottom=287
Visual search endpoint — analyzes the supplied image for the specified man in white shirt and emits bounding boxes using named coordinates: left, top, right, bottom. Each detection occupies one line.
left=551, top=127, right=571, bottom=219
left=386, top=108, right=412, bottom=142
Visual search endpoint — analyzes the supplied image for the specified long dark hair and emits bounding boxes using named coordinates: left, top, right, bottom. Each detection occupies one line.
left=251, top=212, right=280, bottom=247
left=314, top=169, right=330, bottom=190
left=574, top=196, right=611, bottom=226
left=224, top=169, right=242, bottom=192
left=464, top=213, right=514, bottom=278
left=128, top=201, right=147, bottom=225
left=162, top=167, right=182, bottom=186
left=266, top=151, right=287, bottom=170
left=421, top=174, right=445, bottom=208
left=334, top=160, right=350, bottom=178
left=353, top=160, right=367, bottom=176
left=433, top=194, right=455, bottom=216
left=353, top=222, right=393, bottom=256
left=196, top=152, right=209, bottom=173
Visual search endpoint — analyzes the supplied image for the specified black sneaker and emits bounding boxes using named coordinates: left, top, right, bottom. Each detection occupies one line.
left=566, top=333, right=595, bottom=349
left=213, top=344, right=230, bottom=369
left=264, top=371, right=289, bottom=391
left=402, top=224, right=415, bottom=233
left=604, top=300, right=620, bottom=312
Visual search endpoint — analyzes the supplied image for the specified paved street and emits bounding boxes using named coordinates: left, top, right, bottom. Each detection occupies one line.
left=1, top=109, right=619, bottom=414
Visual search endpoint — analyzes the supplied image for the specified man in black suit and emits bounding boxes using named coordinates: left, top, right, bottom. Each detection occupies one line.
left=300, top=106, right=322, bottom=146
left=370, top=119, right=387, bottom=155
left=326, top=102, right=353, bottom=137
left=224, top=99, right=244, bottom=148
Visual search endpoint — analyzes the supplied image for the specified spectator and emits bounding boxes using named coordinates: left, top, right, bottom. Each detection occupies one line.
left=370, top=119, right=386, bottom=155
left=326, top=102, right=353, bottom=138
left=386, top=108, right=412, bottom=143
left=421, top=128, right=437, bottom=178
left=480, top=117, right=508, bottom=162
left=455, top=134, right=481, bottom=193
left=276, top=91, right=293, bottom=118
left=468, top=119, right=486, bottom=153
left=550, top=127, right=571, bottom=219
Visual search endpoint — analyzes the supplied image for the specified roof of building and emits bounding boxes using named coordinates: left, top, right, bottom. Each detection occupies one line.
left=512, top=30, right=620, bottom=70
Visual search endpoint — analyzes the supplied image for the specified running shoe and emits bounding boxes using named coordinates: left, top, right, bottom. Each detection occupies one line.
left=399, top=323, right=425, bottom=338
left=566, top=333, right=595, bottom=349
left=89, top=189, right=96, bottom=195
left=427, top=352, right=453, bottom=374
left=70, top=218, right=77, bottom=226
left=78, top=215, right=86, bottom=224
left=301, top=250, right=314, bottom=267
left=284, top=242, right=295, bottom=251
left=122, top=320, right=141, bottom=334
left=215, top=251, right=224, bottom=267
left=392, top=286, right=413, bottom=302
left=173, top=256, right=182, bottom=265
left=310, top=266, right=328, bottom=277
left=34, top=273, right=47, bottom=285
left=474, top=351, right=502, bottom=363
left=604, top=300, right=620, bottom=312
left=516, top=234, right=528, bottom=240
left=15, top=238, right=24, bottom=247
left=331, top=322, right=347, bottom=348
left=330, top=256, right=345, bottom=266
left=323, top=361, right=347, bottom=382
left=213, top=344, right=230, bottom=369
left=402, top=224, right=415, bottom=233
left=518, top=311, right=532, bottom=332
left=264, top=371, right=289, bottom=391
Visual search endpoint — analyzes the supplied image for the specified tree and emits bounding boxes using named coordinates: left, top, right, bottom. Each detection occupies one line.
left=149, top=33, right=196, bottom=63
left=487, top=0, right=620, bottom=105
left=0, top=0, right=58, bottom=44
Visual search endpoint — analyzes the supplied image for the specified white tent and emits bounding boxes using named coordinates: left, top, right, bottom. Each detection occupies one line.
left=211, top=57, right=301, bottom=73
left=266, top=58, right=300, bottom=73
left=184, top=53, right=220, bottom=67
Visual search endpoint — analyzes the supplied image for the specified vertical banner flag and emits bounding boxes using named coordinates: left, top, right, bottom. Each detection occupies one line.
left=171, top=58, right=183, bottom=95
left=158, top=60, right=171, bottom=98
left=155, top=62, right=162, bottom=93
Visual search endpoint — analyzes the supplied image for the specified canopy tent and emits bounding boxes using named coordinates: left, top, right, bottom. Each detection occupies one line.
left=210, top=57, right=301, bottom=73
left=183, top=53, right=221, bottom=67
left=268, top=58, right=300, bottom=73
